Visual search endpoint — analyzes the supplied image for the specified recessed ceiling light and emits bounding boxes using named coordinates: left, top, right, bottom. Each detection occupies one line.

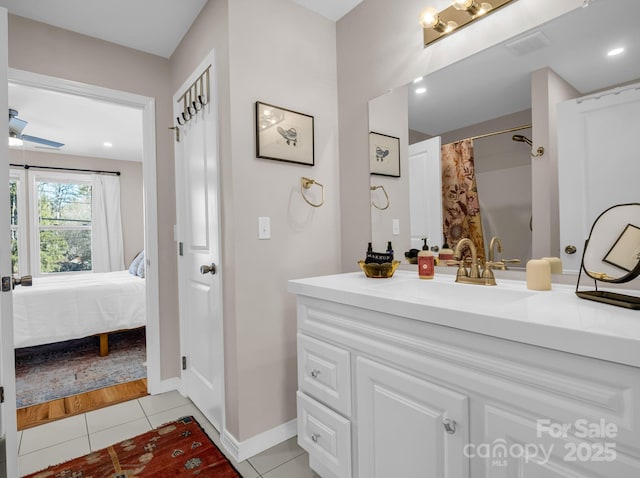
left=415, top=87, right=427, bottom=94
left=607, top=47, right=624, bottom=56
left=103, top=142, right=113, bottom=147
left=413, top=77, right=424, bottom=83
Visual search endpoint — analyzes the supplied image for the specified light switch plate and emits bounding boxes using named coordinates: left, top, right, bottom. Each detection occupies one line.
left=258, top=217, right=271, bottom=240
left=392, top=219, right=400, bottom=235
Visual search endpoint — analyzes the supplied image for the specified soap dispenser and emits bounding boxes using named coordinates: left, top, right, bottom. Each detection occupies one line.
left=438, top=241, right=454, bottom=265
left=418, top=238, right=435, bottom=279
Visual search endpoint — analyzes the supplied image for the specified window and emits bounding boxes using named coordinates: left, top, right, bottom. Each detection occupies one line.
left=31, top=172, right=93, bottom=275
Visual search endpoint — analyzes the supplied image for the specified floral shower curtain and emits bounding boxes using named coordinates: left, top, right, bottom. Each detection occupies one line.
left=441, top=138, right=486, bottom=262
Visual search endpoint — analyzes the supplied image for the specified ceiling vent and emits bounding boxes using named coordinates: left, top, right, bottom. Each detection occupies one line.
left=504, top=31, right=551, bottom=56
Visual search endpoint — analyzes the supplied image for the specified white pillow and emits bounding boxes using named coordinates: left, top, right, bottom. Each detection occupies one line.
left=128, top=251, right=144, bottom=276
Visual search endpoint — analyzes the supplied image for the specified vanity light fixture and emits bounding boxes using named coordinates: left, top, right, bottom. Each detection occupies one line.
left=415, top=87, right=427, bottom=94
left=103, top=142, right=113, bottom=148
left=421, top=0, right=516, bottom=47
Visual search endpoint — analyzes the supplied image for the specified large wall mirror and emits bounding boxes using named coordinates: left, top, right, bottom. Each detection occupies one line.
left=368, top=0, right=640, bottom=272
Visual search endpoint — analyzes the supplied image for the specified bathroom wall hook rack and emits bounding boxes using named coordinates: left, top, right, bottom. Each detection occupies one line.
left=301, top=177, right=325, bottom=207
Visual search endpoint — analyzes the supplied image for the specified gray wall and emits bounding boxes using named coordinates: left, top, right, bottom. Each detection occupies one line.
left=170, top=0, right=341, bottom=441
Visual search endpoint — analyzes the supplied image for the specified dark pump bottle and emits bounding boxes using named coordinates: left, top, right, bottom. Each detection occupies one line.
left=386, top=241, right=394, bottom=259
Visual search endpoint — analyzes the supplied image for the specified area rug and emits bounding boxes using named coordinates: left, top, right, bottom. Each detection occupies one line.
left=15, top=328, right=146, bottom=408
left=24, top=415, right=241, bottom=477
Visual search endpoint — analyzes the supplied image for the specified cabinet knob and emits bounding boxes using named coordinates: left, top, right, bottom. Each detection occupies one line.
left=310, top=369, right=320, bottom=379
left=442, top=418, right=457, bottom=434
left=564, top=245, right=577, bottom=255
left=311, top=433, right=320, bottom=443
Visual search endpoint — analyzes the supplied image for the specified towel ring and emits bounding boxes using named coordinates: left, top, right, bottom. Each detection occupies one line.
left=370, top=185, right=390, bottom=210
left=301, top=177, right=324, bottom=208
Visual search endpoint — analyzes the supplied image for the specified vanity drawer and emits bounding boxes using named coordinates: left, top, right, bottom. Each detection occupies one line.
left=297, top=391, right=352, bottom=478
left=298, top=333, right=351, bottom=417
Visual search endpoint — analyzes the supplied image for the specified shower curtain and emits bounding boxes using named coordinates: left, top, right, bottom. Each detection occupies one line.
left=441, top=138, right=486, bottom=262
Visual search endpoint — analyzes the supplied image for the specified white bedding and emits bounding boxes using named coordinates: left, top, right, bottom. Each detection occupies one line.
left=12, top=270, right=146, bottom=349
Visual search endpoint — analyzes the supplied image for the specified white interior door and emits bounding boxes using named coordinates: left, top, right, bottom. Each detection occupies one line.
left=408, top=136, right=442, bottom=249
left=557, top=84, right=640, bottom=272
left=174, top=51, right=224, bottom=431
left=0, top=7, right=19, bottom=478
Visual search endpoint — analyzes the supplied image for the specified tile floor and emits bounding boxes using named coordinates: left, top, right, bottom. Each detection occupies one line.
left=13, top=391, right=319, bottom=477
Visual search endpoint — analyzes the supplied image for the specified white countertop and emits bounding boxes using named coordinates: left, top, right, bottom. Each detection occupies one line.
left=289, top=270, right=640, bottom=367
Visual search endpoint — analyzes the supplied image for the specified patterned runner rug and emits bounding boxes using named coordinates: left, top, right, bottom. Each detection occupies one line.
left=15, top=328, right=146, bottom=408
left=23, top=415, right=241, bottom=477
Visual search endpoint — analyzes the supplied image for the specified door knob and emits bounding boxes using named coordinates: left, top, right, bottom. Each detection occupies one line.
left=200, top=263, right=216, bottom=275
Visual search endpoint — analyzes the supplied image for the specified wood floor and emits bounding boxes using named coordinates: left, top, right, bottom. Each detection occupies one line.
left=17, top=379, right=148, bottom=431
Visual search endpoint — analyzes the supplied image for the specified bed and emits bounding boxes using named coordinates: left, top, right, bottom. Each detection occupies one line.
left=12, top=270, right=146, bottom=356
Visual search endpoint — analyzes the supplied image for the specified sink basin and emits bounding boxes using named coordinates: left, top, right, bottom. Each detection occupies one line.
left=367, top=277, right=535, bottom=306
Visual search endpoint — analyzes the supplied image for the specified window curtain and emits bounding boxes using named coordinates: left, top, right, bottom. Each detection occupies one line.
left=441, top=139, right=486, bottom=262
left=92, top=174, right=125, bottom=272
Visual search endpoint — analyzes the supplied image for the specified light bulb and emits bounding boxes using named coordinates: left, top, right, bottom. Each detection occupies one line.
left=452, top=0, right=473, bottom=10
left=419, top=7, right=439, bottom=28
left=451, top=0, right=481, bottom=15
left=477, top=2, right=493, bottom=15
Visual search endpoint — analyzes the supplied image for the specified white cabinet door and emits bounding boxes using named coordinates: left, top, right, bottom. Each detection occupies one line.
left=356, top=357, right=469, bottom=478
left=482, top=405, right=640, bottom=477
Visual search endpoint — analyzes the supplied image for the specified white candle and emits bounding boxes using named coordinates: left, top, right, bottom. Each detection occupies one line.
left=541, top=256, right=563, bottom=274
left=527, top=259, right=551, bottom=290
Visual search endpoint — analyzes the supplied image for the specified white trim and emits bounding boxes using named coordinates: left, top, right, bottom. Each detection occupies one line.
left=221, top=419, right=298, bottom=463
left=0, top=9, right=19, bottom=478
left=7, top=67, right=162, bottom=396
left=153, top=377, right=181, bottom=395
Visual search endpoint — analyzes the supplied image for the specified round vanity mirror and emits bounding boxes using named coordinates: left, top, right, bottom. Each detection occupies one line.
left=576, top=203, right=640, bottom=309
left=582, top=203, right=640, bottom=283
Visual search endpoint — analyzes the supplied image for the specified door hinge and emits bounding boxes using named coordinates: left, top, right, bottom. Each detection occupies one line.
left=0, top=386, right=4, bottom=403
left=179, top=242, right=184, bottom=256
left=182, top=356, right=187, bottom=370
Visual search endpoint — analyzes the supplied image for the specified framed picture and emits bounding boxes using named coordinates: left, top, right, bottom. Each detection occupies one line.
left=255, top=101, right=314, bottom=166
left=369, top=132, right=400, bottom=177
left=603, top=223, right=640, bottom=272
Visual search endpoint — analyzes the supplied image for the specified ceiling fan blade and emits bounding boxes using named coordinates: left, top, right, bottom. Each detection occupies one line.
left=9, top=116, right=28, bottom=135
left=21, top=134, right=65, bottom=148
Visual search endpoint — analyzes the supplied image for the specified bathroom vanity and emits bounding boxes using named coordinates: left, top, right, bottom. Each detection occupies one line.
left=289, top=271, right=640, bottom=477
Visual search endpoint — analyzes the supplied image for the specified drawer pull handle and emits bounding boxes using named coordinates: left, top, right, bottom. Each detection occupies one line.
left=311, top=433, right=320, bottom=443
left=442, top=418, right=456, bottom=434
left=310, top=369, right=320, bottom=379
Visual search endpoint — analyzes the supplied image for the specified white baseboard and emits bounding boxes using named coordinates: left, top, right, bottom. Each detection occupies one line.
left=221, top=419, right=297, bottom=462
left=147, top=377, right=181, bottom=396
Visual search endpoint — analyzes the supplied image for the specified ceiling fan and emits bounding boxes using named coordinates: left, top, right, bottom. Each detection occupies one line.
left=8, top=108, right=65, bottom=149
